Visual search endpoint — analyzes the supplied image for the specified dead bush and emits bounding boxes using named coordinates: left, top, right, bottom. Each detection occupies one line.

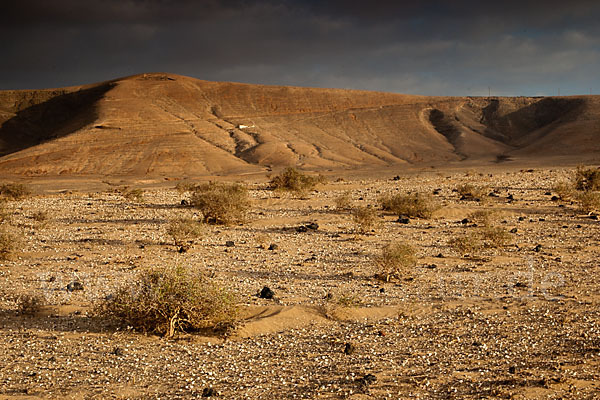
left=0, top=183, right=31, bottom=200
left=575, top=166, right=600, bottom=191
left=352, top=206, right=379, bottom=234
left=480, top=226, right=512, bottom=248
left=96, top=266, right=238, bottom=337
left=378, top=192, right=436, bottom=218
left=166, top=218, right=204, bottom=248
left=0, top=227, right=17, bottom=260
left=456, top=183, right=488, bottom=202
left=32, top=210, right=49, bottom=224
left=190, top=182, right=250, bottom=225
left=120, top=187, right=145, bottom=203
left=175, top=181, right=197, bottom=194
left=17, top=294, right=45, bottom=316
left=269, top=167, right=325, bottom=196
left=374, top=242, right=416, bottom=281
left=553, top=181, right=575, bottom=200
left=448, top=233, right=482, bottom=255
left=334, top=191, right=353, bottom=211
left=576, top=191, right=600, bottom=213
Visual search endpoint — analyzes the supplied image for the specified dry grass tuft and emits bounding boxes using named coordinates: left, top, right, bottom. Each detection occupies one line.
left=378, top=192, right=436, bottom=218
left=190, top=182, right=250, bottom=225
left=574, top=166, right=600, bottom=192
left=0, top=227, right=17, bottom=260
left=334, top=191, right=353, bottom=211
left=166, top=218, right=204, bottom=248
left=17, top=294, right=45, bottom=316
left=456, top=183, right=488, bottom=202
left=96, top=266, right=238, bottom=337
left=352, top=206, right=379, bottom=234
left=0, top=183, right=31, bottom=200
left=374, top=242, right=416, bottom=281
left=269, top=167, right=325, bottom=196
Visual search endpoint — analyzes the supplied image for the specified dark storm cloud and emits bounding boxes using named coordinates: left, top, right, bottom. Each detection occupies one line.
left=1, top=0, right=599, bottom=95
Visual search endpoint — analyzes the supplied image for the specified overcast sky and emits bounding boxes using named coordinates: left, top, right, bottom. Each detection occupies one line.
left=2, top=0, right=599, bottom=96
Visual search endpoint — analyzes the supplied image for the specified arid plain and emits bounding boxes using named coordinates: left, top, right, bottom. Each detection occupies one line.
left=0, top=74, right=599, bottom=399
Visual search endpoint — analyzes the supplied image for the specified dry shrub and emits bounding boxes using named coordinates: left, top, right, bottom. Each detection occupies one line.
left=320, top=287, right=361, bottom=319
left=553, top=181, right=575, bottom=200
left=190, top=182, right=250, bottom=225
left=32, top=210, right=49, bottom=224
left=166, top=218, right=204, bottom=247
left=334, top=191, right=353, bottom=211
left=96, top=266, right=238, bottom=337
left=456, top=183, right=488, bottom=202
left=0, top=227, right=17, bottom=260
left=269, top=167, right=325, bottom=196
left=374, top=242, right=416, bottom=281
left=0, top=183, right=31, bottom=200
left=575, top=166, right=600, bottom=191
left=480, top=226, right=512, bottom=248
left=175, top=181, right=197, bottom=194
left=448, top=233, right=481, bottom=255
left=352, top=206, right=379, bottom=234
left=378, top=192, right=436, bottom=218
left=576, top=191, right=600, bottom=213
left=469, top=210, right=500, bottom=227
left=121, top=187, right=144, bottom=203
left=17, top=294, right=45, bottom=316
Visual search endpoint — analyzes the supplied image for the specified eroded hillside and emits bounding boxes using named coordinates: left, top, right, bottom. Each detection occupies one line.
left=0, top=73, right=598, bottom=176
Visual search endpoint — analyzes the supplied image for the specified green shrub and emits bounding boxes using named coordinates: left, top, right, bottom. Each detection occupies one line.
left=352, top=206, right=379, bottom=234
left=378, top=192, right=436, bottom=218
left=96, top=266, right=238, bottom=337
left=269, top=167, right=324, bottom=195
left=0, top=183, right=31, bottom=200
left=374, top=242, right=416, bottom=281
left=190, top=182, right=250, bottom=225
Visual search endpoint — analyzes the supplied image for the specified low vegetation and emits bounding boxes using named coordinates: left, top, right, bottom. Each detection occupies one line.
left=0, top=183, right=31, bottom=200
left=374, top=241, right=417, bottom=281
left=334, top=191, right=353, bottom=211
left=190, top=182, right=250, bottom=225
left=449, top=211, right=512, bottom=255
left=456, top=183, right=488, bottom=202
left=120, top=187, right=145, bottom=203
left=96, top=266, right=238, bottom=337
left=269, top=167, right=325, bottom=196
left=166, top=218, right=204, bottom=249
left=378, top=192, right=436, bottom=218
left=0, top=227, right=16, bottom=260
left=17, top=294, right=45, bottom=316
left=352, top=206, right=379, bottom=234
left=553, top=166, right=600, bottom=212
left=574, top=165, right=600, bottom=191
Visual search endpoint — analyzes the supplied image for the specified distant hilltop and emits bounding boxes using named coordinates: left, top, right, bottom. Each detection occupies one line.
left=0, top=73, right=598, bottom=176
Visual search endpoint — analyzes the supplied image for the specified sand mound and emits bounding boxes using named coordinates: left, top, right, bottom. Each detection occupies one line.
left=0, top=73, right=598, bottom=176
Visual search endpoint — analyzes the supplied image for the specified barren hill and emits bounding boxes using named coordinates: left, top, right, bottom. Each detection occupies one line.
left=0, top=73, right=598, bottom=176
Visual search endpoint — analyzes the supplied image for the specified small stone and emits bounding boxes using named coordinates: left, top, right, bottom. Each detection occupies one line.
left=461, top=218, right=470, bottom=224
left=396, top=216, right=410, bottom=224
left=344, top=342, right=356, bottom=355
left=111, top=347, right=123, bottom=356
left=379, top=287, right=385, bottom=293
left=268, top=244, right=278, bottom=250
left=296, top=226, right=308, bottom=233
left=259, top=286, right=274, bottom=299
left=66, top=281, right=84, bottom=292
left=392, top=175, right=400, bottom=181
left=488, top=192, right=499, bottom=197
left=202, top=387, right=217, bottom=397
left=509, top=366, right=517, bottom=374
left=305, top=222, right=319, bottom=230
left=510, top=228, right=518, bottom=233
left=544, top=191, right=552, bottom=195
left=433, top=188, right=441, bottom=195
left=181, top=199, right=189, bottom=206
left=435, top=253, right=444, bottom=258
left=518, top=216, right=525, bottom=221
left=225, top=240, right=235, bottom=247
left=551, top=195, right=559, bottom=201
left=507, top=194, right=514, bottom=200
left=534, top=244, right=542, bottom=252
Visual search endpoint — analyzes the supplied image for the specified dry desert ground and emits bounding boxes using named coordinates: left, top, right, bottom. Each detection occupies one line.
left=0, top=165, right=599, bottom=399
